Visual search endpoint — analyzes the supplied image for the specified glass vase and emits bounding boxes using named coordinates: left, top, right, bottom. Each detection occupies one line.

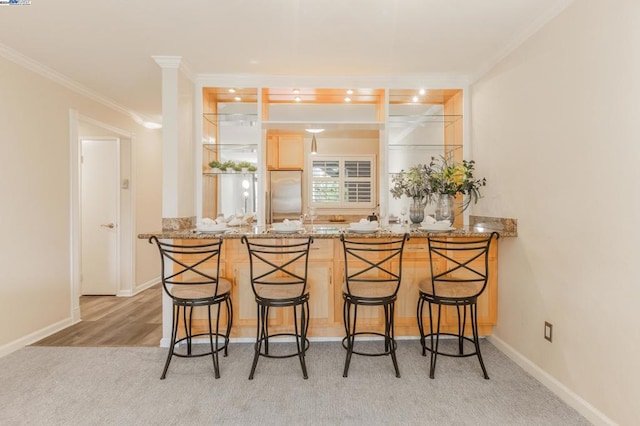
left=409, top=197, right=426, bottom=224
left=435, top=194, right=455, bottom=223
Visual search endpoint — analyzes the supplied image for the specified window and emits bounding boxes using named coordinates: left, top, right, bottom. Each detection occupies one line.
left=310, top=155, right=376, bottom=208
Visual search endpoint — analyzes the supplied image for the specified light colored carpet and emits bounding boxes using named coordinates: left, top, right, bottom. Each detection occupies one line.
left=0, top=340, right=589, bottom=425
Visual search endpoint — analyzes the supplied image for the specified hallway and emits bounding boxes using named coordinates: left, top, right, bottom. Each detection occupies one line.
left=32, top=285, right=161, bottom=347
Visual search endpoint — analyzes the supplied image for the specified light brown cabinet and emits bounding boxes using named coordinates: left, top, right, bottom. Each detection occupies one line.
left=176, top=236, right=498, bottom=339
left=267, top=134, right=304, bottom=170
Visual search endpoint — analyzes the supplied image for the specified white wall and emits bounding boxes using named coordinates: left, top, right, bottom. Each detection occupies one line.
left=0, top=55, right=162, bottom=351
left=471, top=1, right=640, bottom=424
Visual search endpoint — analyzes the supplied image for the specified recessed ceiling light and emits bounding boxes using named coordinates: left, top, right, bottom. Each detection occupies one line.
left=228, top=88, right=236, bottom=93
left=418, top=88, right=426, bottom=95
left=344, top=97, right=351, bottom=103
left=304, top=128, right=325, bottom=133
left=346, top=89, right=354, bottom=95
left=294, top=96, right=301, bottom=102
left=412, top=96, right=419, bottom=103
left=293, top=89, right=300, bottom=94
left=234, top=96, right=241, bottom=101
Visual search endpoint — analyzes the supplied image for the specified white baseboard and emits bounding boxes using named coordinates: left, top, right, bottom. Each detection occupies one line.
left=132, top=277, right=160, bottom=296
left=0, top=317, right=73, bottom=359
left=487, top=335, right=615, bottom=426
left=116, top=277, right=160, bottom=297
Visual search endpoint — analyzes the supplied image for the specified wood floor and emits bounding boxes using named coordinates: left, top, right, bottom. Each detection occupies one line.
left=32, top=285, right=162, bottom=347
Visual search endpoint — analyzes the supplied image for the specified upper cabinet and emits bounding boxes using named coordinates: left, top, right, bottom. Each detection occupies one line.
left=267, top=134, right=304, bottom=170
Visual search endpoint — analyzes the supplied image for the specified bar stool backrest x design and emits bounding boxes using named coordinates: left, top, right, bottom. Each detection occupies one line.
left=149, top=236, right=233, bottom=380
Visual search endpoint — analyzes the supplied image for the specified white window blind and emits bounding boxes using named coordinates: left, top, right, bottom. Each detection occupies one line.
left=310, top=156, right=375, bottom=208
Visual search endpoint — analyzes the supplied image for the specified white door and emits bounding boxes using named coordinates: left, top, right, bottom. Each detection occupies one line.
left=81, top=138, right=119, bottom=295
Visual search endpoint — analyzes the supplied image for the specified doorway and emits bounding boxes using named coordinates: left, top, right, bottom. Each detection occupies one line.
left=70, top=110, right=135, bottom=322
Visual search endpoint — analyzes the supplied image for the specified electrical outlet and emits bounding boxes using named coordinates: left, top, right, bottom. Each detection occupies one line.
left=544, top=322, right=553, bottom=342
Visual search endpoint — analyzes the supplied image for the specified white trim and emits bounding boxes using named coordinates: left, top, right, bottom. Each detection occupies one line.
left=0, top=318, right=73, bottom=359
left=488, top=335, right=615, bottom=426
left=0, top=42, right=158, bottom=126
left=133, top=277, right=161, bottom=296
left=471, top=0, right=576, bottom=83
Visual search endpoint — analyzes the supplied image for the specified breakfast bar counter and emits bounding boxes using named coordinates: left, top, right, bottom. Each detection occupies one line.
left=139, top=216, right=516, bottom=344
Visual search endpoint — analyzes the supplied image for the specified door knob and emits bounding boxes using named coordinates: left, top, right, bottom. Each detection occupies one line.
left=100, top=223, right=116, bottom=229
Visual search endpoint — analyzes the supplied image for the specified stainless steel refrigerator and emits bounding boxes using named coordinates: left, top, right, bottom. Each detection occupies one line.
left=267, top=170, right=302, bottom=223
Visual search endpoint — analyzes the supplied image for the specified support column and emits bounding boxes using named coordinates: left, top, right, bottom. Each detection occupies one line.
left=153, top=56, right=195, bottom=231
left=153, top=56, right=195, bottom=347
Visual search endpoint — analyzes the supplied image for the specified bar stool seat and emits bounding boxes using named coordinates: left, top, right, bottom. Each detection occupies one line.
left=341, top=281, right=397, bottom=299
left=417, top=279, right=483, bottom=299
left=171, top=279, right=232, bottom=301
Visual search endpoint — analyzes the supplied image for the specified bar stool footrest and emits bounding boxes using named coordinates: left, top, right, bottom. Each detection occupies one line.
left=342, top=332, right=398, bottom=357
left=255, top=332, right=310, bottom=359
left=171, top=333, right=230, bottom=358
left=421, top=332, right=479, bottom=358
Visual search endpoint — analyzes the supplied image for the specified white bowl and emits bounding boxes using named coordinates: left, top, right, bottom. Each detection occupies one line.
left=273, top=221, right=301, bottom=231
left=421, top=220, right=451, bottom=230
left=349, top=221, right=378, bottom=231
left=197, top=222, right=226, bottom=231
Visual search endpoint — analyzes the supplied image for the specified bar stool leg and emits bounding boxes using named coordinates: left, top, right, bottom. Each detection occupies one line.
left=471, top=303, right=489, bottom=379
left=224, top=299, right=233, bottom=357
left=294, top=302, right=308, bottom=379
left=208, top=305, right=221, bottom=379
left=417, top=297, right=426, bottom=356
left=249, top=304, right=265, bottom=380
left=387, top=303, right=400, bottom=378
left=429, top=303, right=442, bottom=379
left=343, top=300, right=355, bottom=378
left=161, top=304, right=180, bottom=380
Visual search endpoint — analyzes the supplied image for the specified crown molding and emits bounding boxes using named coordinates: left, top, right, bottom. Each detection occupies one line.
left=0, top=42, right=160, bottom=127
left=152, top=55, right=182, bottom=69
left=471, top=0, right=577, bottom=83
left=152, top=55, right=195, bottom=82
left=195, top=73, right=471, bottom=90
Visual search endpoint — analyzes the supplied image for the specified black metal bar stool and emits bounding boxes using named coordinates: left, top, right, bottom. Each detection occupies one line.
left=340, top=233, right=409, bottom=378
left=149, top=236, right=233, bottom=379
left=416, top=232, right=498, bottom=379
left=241, top=236, right=313, bottom=380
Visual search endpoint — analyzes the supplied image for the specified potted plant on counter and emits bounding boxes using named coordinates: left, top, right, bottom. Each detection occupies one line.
left=390, top=163, right=434, bottom=223
left=427, top=157, right=487, bottom=222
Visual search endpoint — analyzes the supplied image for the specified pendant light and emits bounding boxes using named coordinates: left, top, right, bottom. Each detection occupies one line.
left=305, top=129, right=324, bottom=155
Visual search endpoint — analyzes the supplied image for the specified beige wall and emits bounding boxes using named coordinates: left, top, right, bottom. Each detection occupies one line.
left=0, top=55, right=162, bottom=350
left=471, top=0, right=640, bottom=424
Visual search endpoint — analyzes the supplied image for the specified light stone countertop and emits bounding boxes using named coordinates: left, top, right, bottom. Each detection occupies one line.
left=138, top=216, right=516, bottom=240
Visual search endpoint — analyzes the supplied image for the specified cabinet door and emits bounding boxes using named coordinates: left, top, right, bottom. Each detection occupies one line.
left=277, top=135, right=303, bottom=169
left=306, top=262, right=334, bottom=326
left=268, top=135, right=303, bottom=170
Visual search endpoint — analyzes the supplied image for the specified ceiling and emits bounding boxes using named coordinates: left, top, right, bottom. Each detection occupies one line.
left=0, top=0, right=573, bottom=124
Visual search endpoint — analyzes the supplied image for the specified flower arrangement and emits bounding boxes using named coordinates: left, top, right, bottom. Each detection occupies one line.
left=390, top=164, right=434, bottom=202
left=428, top=157, right=486, bottom=211
left=390, top=156, right=486, bottom=211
